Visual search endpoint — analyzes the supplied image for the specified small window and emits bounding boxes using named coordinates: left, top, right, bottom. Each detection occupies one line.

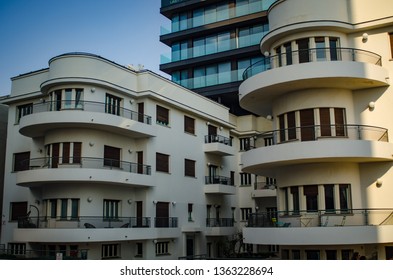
left=8, top=243, right=26, bottom=255
left=241, top=207, right=252, bottom=221
left=102, top=244, right=120, bottom=259
left=10, top=201, right=28, bottom=221
left=104, top=145, right=121, bottom=168
left=16, top=103, right=33, bottom=123
left=156, top=153, right=169, bottom=173
left=184, top=159, right=196, bottom=177
left=188, top=203, right=193, bottom=221
left=103, top=199, right=120, bottom=220
left=389, top=33, right=393, bottom=58
left=13, top=152, right=30, bottom=171
left=136, top=243, right=143, bottom=257
left=105, top=93, right=122, bottom=116
left=156, top=105, right=169, bottom=126
left=240, top=172, right=252, bottom=185
left=184, top=116, right=195, bottom=134
left=155, top=241, right=170, bottom=255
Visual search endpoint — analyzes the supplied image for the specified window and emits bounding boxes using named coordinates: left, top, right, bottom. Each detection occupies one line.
left=105, top=93, right=122, bottom=116
left=240, top=173, right=252, bottom=185
left=102, top=244, right=120, bottom=259
left=284, top=42, right=292, bottom=65
left=319, top=108, right=331, bottom=136
left=156, top=105, right=169, bottom=126
left=104, top=145, right=121, bottom=168
left=10, top=201, right=28, bottom=221
left=156, top=153, right=169, bottom=173
left=155, top=241, right=170, bottom=255
left=324, top=184, right=335, bottom=212
left=172, top=40, right=188, bottom=61
left=184, top=116, right=195, bottom=134
left=136, top=243, right=143, bottom=257
left=291, top=187, right=300, bottom=215
left=315, top=37, right=326, bottom=61
left=292, top=250, right=301, bottom=260
left=8, top=243, right=26, bottom=255
left=341, top=249, right=353, bottom=260
left=297, top=38, right=310, bottom=63
left=13, top=152, right=30, bottom=171
left=339, top=184, right=351, bottom=213
left=240, top=138, right=251, bottom=151
left=49, top=88, right=83, bottom=110
left=184, top=159, right=196, bottom=177
left=306, top=250, right=320, bottom=260
left=334, top=108, right=346, bottom=137
left=103, top=199, right=120, bottom=220
left=326, top=250, right=337, bottom=260
left=329, top=37, right=340, bottom=61
left=241, top=208, right=252, bottom=221
left=304, top=185, right=318, bottom=212
left=16, top=103, right=33, bottom=123
left=188, top=203, right=193, bottom=221
left=45, top=198, right=79, bottom=220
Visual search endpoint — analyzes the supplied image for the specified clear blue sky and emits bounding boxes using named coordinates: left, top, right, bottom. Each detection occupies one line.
left=0, top=0, right=170, bottom=96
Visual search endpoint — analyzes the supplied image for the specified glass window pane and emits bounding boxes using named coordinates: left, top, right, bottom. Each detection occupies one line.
left=205, top=6, right=216, bottom=24
left=193, top=38, right=205, bottom=57
left=217, top=32, right=230, bottom=52
left=218, top=62, right=231, bottom=84
left=193, top=8, right=204, bottom=27
left=217, top=3, right=229, bottom=21
left=193, top=67, right=205, bottom=88
left=236, top=0, right=248, bottom=16
left=206, top=36, right=217, bottom=54
left=172, top=14, right=179, bottom=32
left=206, top=65, right=217, bottom=86
left=179, top=13, right=187, bottom=30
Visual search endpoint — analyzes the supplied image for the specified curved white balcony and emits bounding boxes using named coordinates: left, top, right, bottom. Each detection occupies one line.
left=239, top=48, right=389, bottom=116
left=241, top=124, right=393, bottom=174
left=244, top=209, right=393, bottom=245
left=14, top=216, right=178, bottom=243
left=15, top=157, right=153, bottom=188
left=18, top=101, right=155, bottom=138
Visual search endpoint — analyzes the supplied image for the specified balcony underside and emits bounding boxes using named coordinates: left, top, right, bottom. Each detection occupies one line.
left=16, top=168, right=154, bottom=188
left=241, top=140, right=393, bottom=175
left=13, top=227, right=178, bottom=243
left=19, top=111, right=156, bottom=138
left=239, top=61, right=389, bottom=116
left=204, top=184, right=236, bottom=195
left=204, top=142, right=235, bottom=156
left=243, top=225, right=393, bottom=245
left=205, top=227, right=236, bottom=236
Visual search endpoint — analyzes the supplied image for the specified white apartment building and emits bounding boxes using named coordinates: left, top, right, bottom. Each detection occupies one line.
left=0, top=52, right=274, bottom=260
left=240, top=0, right=393, bottom=260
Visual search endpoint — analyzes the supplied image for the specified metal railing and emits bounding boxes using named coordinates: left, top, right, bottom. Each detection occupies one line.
left=249, top=124, right=388, bottom=148
left=205, top=176, right=234, bottom=186
left=22, top=100, right=152, bottom=125
left=206, top=218, right=235, bottom=227
left=17, top=156, right=152, bottom=175
left=243, top=47, right=383, bottom=80
left=205, top=134, right=233, bottom=146
left=154, top=217, right=178, bottom=228
left=247, top=208, right=393, bottom=228
left=17, top=216, right=154, bottom=229
left=0, top=247, right=89, bottom=260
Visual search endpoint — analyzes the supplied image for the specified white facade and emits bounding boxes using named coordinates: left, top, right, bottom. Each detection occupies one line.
left=240, top=0, right=393, bottom=260
left=0, top=52, right=274, bottom=260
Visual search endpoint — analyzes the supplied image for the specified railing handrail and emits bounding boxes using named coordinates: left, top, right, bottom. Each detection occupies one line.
left=205, top=175, right=235, bottom=186
left=17, top=156, right=152, bottom=175
left=206, top=217, right=235, bottom=227
left=247, top=208, right=393, bottom=228
left=245, top=123, right=388, bottom=148
left=23, top=100, right=152, bottom=125
left=243, top=47, right=383, bottom=80
left=204, top=134, right=233, bottom=146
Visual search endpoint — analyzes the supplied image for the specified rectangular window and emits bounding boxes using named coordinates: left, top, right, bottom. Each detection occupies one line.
left=324, top=184, right=335, bottom=212
left=284, top=42, right=292, bottom=65
left=64, top=88, right=73, bottom=108
left=241, top=208, right=252, bottom=221
left=278, top=114, right=286, bottom=142
left=240, top=173, right=252, bottom=185
left=291, top=187, right=300, bottom=215
left=50, top=199, right=57, bottom=218
left=326, top=250, right=337, bottom=260
left=62, top=142, right=70, bottom=164
left=287, top=111, right=296, bottom=140
left=315, top=37, right=326, bottom=61
left=306, top=250, right=320, bottom=260
left=319, top=108, right=331, bottom=136
left=334, top=108, right=346, bottom=137
left=16, top=103, right=33, bottom=123
left=102, top=244, right=120, bottom=259
left=390, top=33, right=393, bottom=58
left=297, top=38, right=310, bottom=63
left=103, top=199, right=120, bottom=220
left=341, top=249, right=353, bottom=260
left=300, top=109, right=315, bottom=141
left=188, top=203, right=193, bottom=221
left=184, top=159, right=196, bottom=177
left=105, top=93, right=122, bottom=116
left=73, top=142, right=82, bottom=164
left=292, top=250, right=301, bottom=260
left=156, top=153, right=169, bottom=173
left=184, top=116, right=195, bottom=134
left=104, top=145, right=121, bottom=168
left=155, top=241, right=170, bottom=255
left=136, top=243, right=143, bottom=257
left=60, top=199, right=68, bottom=219
left=156, top=105, right=169, bottom=126
left=329, top=37, right=340, bottom=61
left=71, top=199, right=79, bottom=219
left=13, top=152, right=30, bottom=171
left=10, top=201, right=28, bottom=221
left=8, top=243, right=26, bottom=255
left=339, top=184, right=351, bottom=213
left=240, top=138, right=251, bottom=151
left=304, top=185, right=318, bottom=212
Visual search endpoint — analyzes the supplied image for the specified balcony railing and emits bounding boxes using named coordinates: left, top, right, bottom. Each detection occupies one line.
left=247, top=208, right=393, bottom=228
left=18, top=216, right=152, bottom=229
left=22, top=100, right=152, bottom=125
left=243, top=47, right=383, bottom=80
left=205, top=134, right=233, bottom=146
left=18, top=156, right=152, bottom=175
left=248, top=124, right=388, bottom=148
left=206, top=218, right=235, bottom=227
left=154, top=217, right=178, bottom=228
left=0, top=247, right=89, bottom=260
left=205, top=176, right=234, bottom=186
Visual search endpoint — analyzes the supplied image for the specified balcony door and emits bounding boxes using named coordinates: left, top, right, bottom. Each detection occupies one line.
left=297, top=38, right=310, bottom=63
left=300, top=109, right=315, bottom=141
left=155, top=202, right=169, bottom=228
left=136, top=201, right=143, bottom=227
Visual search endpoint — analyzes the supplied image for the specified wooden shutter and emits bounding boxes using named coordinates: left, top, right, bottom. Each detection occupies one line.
left=104, top=145, right=121, bottom=167
left=62, top=142, right=70, bottom=164
left=184, top=116, right=195, bottom=134
left=319, top=108, right=331, bottom=136
left=287, top=111, right=296, bottom=140
left=13, top=152, right=30, bottom=171
left=156, top=105, right=169, bottom=125
left=11, top=201, right=28, bottom=221
left=300, top=109, right=315, bottom=141
left=73, top=142, right=82, bottom=164
left=156, top=153, right=169, bottom=173
left=185, top=159, right=195, bottom=177
left=334, top=108, right=346, bottom=136
left=52, top=143, right=60, bottom=168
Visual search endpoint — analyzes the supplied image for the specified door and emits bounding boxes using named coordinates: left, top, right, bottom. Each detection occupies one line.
left=52, top=143, right=59, bottom=168
left=186, top=235, right=195, bottom=258
left=137, top=151, right=143, bottom=174
left=207, top=124, right=217, bottom=142
left=138, top=102, right=144, bottom=123
left=208, top=165, right=218, bottom=183
left=136, top=201, right=143, bottom=227
left=300, top=109, right=315, bottom=141
left=297, top=38, right=310, bottom=63
left=155, top=202, right=169, bottom=227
